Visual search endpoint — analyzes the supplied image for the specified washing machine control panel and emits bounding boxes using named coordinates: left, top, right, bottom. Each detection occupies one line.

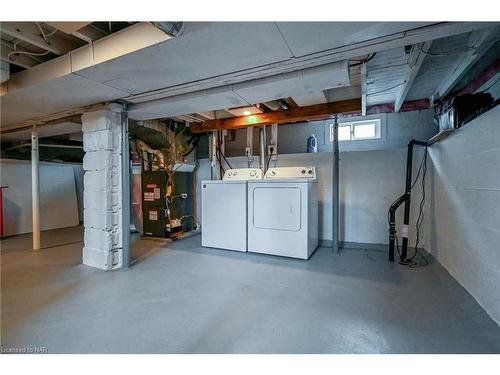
left=265, top=167, right=316, bottom=179
left=223, top=168, right=264, bottom=180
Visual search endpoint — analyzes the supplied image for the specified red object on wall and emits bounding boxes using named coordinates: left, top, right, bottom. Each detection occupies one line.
left=0, top=186, right=8, bottom=237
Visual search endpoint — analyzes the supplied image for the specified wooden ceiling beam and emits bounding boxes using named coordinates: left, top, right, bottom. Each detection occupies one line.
left=190, top=99, right=361, bottom=133
left=360, top=63, right=367, bottom=116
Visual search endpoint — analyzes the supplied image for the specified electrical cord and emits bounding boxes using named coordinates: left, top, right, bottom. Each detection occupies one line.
left=415, top=43, right=479, bottom=57
left=182, top=135, right=200, bottom=157
left=477, top=76, right=500, bottom=93
left=266, top=146, right=274, bottom=171
left=406, top=148, right=429, bottom=268
left=7, top=49, right=50, bottom=60
left=410, top=147, right=427, bottom=190
left=166, top=194, right=186, bottom=204
left=367, top=82, right=406, bottom=97
left=216, top=145, right=233, bottom=170
left=215, top=132, right=224, bottom=179
left=266, top=154, right=272, bottom=171
left=349, top=53, right=377, bottom=67
left=180, top=214, right=201, bottom=229
left=215, top=150, right=225, bottom=176
left=35, top=22, right=57, bottom=44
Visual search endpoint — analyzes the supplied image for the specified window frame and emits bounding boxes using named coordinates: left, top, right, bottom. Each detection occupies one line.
left=329, top=118, right=382, bottom=142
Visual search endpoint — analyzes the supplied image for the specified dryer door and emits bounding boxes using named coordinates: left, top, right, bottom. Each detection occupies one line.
left=253, top=187, right=301, bottom=231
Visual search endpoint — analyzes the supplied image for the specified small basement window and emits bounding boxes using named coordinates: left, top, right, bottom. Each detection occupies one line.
left=330, top=119, right=381, bottom=142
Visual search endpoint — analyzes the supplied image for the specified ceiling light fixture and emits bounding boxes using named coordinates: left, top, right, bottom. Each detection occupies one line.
left=243, top=110, right=252, bottom=116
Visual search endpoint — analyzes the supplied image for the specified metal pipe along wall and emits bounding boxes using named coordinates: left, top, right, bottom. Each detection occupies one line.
left=259, top=126, right=267, bottom=173
left=31, top=127, right=40, bottom=250
left=331, top=116, right=339, bottom=253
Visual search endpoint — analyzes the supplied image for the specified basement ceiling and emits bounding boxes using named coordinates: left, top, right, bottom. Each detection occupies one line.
left=1, top=22, right=499, bottom=132
left=274, top=22, right=434, bottom=57
left=76, top=22, right=293, bottom=95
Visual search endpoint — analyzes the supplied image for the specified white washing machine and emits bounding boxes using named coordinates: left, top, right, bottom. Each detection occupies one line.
left=247, top=167, right=319, bottom=259
left=201, top=168, right=263, bottom=252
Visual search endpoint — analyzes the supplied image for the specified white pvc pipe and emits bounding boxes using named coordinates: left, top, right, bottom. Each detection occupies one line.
left=31, top=128, right=40, bottom=250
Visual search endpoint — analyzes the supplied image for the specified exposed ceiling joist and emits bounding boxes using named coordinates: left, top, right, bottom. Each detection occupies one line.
left=360, top=63, right=367, bottom=116
left=190, top=99, right=360, bottom=133
left=173, top=115, right=190, bottom=122
left=0, top=40, right=40, bottom=69
left=72, top=26, right=109, bottom=44
left=433, top=26, right=500, bottom=101
left=196, top=111, right=216, bottom=120
left=174, top=114, right=200, bottom=123
left=394, top=41, right=432, bottom=112
left=0, top=22, right=80, bottom=55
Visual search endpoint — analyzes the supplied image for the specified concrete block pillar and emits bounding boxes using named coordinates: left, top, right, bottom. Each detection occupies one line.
left=81, top=104, right=124, bottom=270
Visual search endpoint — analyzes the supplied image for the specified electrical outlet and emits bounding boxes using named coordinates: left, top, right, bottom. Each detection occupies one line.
left=267, top=145, right=277, bottom=155
left=181, top=193, right=188, bottom=199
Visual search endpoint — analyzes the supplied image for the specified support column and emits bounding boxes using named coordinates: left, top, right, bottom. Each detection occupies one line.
left=332, top=116, right=339, bottom=253
left=31, top=127, right=40, bottom=251
left=81, top=104, right=127, bottom=270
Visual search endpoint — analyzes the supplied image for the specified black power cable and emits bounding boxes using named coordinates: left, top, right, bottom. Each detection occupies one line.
left=266, top=146, right=274, bottom=171
left=349, top=53, right=377, bottom=67
left=407, top=147, right=429, bottom=268
left=216, top=144, right=233, bottom=170
left=182, top=135, right=201, bottom=157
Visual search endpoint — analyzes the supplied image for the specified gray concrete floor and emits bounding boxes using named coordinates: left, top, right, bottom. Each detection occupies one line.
left=1, top=225, right=499, bottom=354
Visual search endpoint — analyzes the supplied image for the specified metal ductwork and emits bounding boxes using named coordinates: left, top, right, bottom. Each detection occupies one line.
left=151, top=22, right=184, bottom=37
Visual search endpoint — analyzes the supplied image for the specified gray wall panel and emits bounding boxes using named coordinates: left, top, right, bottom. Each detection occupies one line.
left=426, top=105, right=500, bottom=325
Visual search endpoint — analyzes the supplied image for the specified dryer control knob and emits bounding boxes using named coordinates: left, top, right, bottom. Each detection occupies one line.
left=301, top=169, right=306, bottom=174
left=270, top=170, right=276, bottom=176
left=250, top=170, right=256, bottom=176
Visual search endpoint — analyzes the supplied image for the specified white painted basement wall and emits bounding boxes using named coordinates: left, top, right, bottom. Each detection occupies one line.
left=0, top=159, right=82, bottom=236
left=424, top=105, right=500, bottom=325
left=196, top=109, right=438, bottom=246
